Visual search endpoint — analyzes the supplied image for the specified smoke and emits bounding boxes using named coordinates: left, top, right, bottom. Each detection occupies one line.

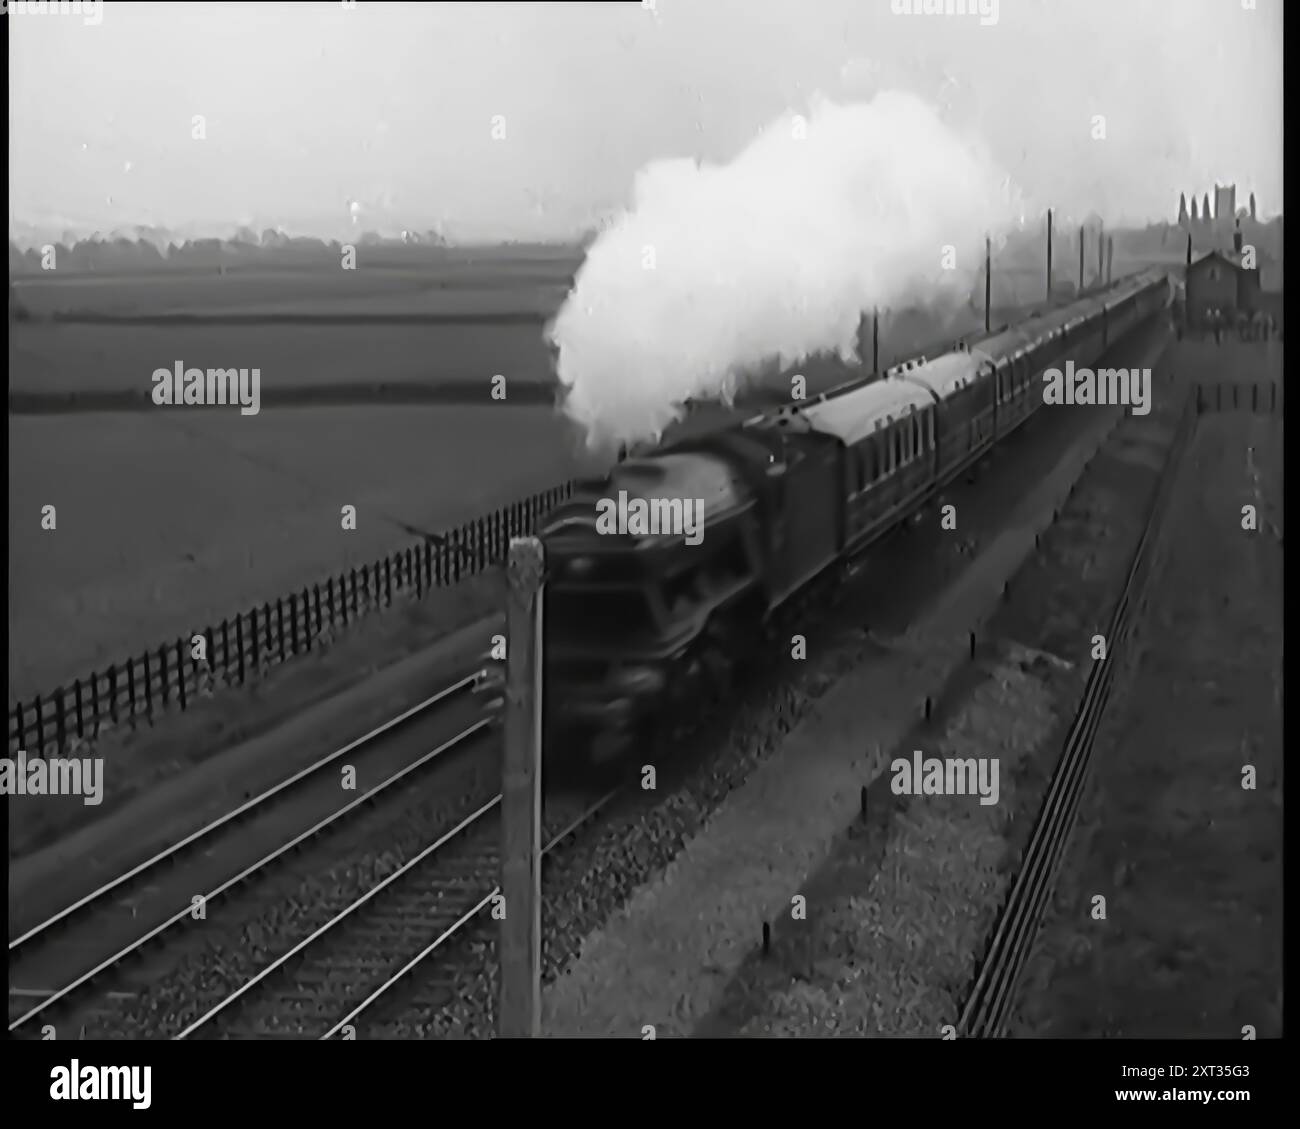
left=546, top=89, right=1025, bottom=451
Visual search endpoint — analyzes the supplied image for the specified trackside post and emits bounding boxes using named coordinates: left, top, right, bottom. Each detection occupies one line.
left=499, top=536, right=545, bottom=1037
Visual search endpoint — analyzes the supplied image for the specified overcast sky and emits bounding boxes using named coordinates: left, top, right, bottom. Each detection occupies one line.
left=8, top=0, right=1283, bottom=242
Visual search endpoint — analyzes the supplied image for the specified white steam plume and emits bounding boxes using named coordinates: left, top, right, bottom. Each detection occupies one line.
left=547, top=89, right=1025, bottom=451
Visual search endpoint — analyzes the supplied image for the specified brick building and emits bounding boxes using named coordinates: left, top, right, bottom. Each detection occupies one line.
left=1183, top=230, right=1270, bottom=327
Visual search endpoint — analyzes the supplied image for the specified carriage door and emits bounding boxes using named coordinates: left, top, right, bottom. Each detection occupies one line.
left=771, top=445, right=840, bottom=602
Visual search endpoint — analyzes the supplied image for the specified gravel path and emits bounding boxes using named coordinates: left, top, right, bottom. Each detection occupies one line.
left=717, top=643, right=1065, bottom=1037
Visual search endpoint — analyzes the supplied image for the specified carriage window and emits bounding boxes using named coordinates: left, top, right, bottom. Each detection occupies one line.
left=893, top=427, right=903, bottom=467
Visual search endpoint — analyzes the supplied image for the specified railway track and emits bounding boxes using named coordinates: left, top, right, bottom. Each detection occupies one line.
left=7, top=669, right=490, bottom=1038
left=958, top=394, right=1198, bottom=1038
left=175, top=786, right=620, bottom=1039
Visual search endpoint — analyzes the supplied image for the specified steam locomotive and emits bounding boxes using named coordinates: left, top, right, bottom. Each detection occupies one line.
left=537, top=268, right=1171, bottom=764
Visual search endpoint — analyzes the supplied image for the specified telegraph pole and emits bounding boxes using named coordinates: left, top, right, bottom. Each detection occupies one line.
left=984, top=234, right=992, bottom=333
left=1046, top=208, right=1053, bottom=301
left=1078, top=225, right=1085, bottom=293
left=499, top=537, right=545, bottom=1038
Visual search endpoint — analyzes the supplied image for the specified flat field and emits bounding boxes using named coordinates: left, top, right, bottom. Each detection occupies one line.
left=10, top=243, right=585, bottom=317
left=9, top=321, right=559, bottom=397
left=8, top=403, right=605, bottom=699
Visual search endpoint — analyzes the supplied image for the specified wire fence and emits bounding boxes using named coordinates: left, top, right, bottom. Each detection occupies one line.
left=9, top=480, right=575, bottom=758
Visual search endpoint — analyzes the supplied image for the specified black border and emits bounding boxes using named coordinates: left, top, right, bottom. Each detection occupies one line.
left=3, top=1037, right=1287, bottom=1114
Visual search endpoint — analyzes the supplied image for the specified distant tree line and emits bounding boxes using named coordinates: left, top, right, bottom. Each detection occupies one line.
left=7, top=228, right=480, bottom=276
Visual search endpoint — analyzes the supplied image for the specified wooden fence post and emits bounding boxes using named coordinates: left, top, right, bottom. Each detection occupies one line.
left=142, top=651, right=153, bottom=719
left=498, top=536, right=545, bottom=1039
left=55, top=687, right=67, bottom=752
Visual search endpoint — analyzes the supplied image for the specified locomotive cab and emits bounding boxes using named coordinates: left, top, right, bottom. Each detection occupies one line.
left=539, top=460, right=766, bottom=767
left=542, top=521, right=764, bottom=763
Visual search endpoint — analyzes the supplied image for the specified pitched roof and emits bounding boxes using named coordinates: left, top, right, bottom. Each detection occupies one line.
left=1185, top=247, right=1283, bottom=294
left=1189, top=249, right=1251, bottom=273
